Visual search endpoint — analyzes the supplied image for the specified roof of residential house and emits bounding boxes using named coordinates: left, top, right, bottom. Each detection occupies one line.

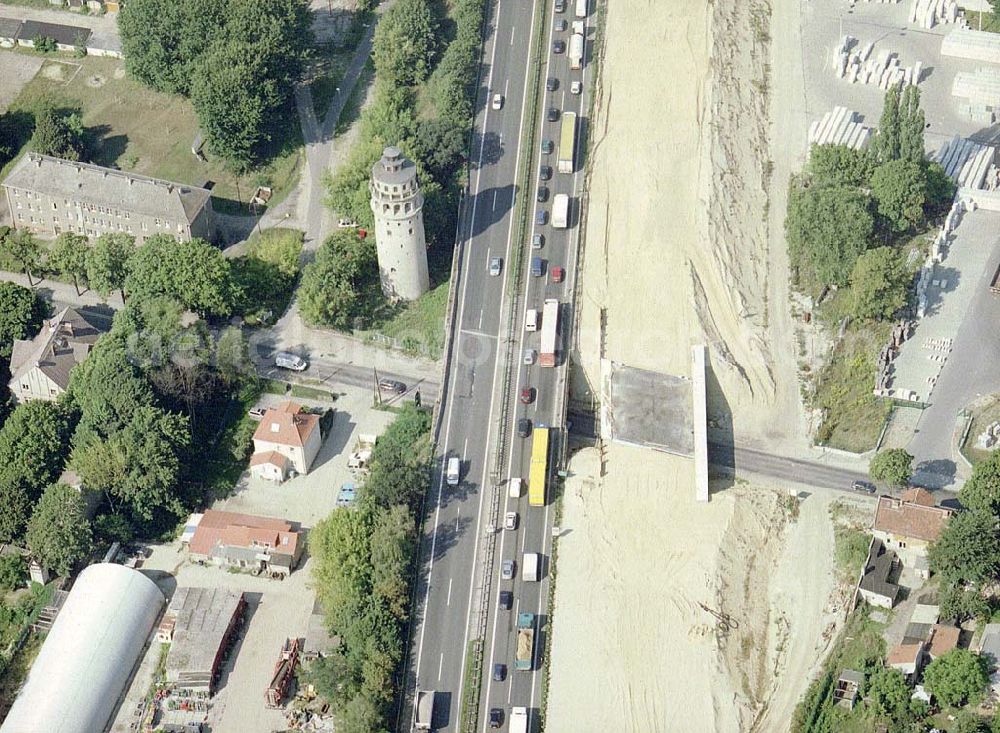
left=874, top=495, right=952, bottom=542
left=249, top=450, right=291, bottom=470
left=18, top=19, right=91, bottom=47
left=253, top=401, right=320, bottom=448
left=9, top=307, right=108, bottom=392
left=187, top=509, right=299, bottom=559
left=900, top=487, right=936, bottom=506
left=928, top=624, right=960, bottom=657
left=2, top=153, right=212, bottom=225
left=911, top=602, right=940, bottom=625
left=888, top=642, right=923, bottom=667
left=859, top=538, right=900, bottom=602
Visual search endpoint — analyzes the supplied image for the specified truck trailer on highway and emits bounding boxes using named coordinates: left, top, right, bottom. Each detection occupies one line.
left=509, top=707, right=529, bottom=733
left=523, top=552, right=540, bottom=582
left=576, top=0, right=588, bottom=17
left=413, top=689, right=435, bottom=730
left=552, top=194, right=569, bottom=229
left=569, top=32, right=584, bottom=69
left=540, top=298, right=560, bottom=367
left=515, top=612, right=535, bottom=671
left=558, top=112, right=577, bottom=173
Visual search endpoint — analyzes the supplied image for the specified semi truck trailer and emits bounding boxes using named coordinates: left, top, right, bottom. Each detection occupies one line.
left=515, top=612, right=535, bottom=671
left=552, top=194, right=569, bottom=229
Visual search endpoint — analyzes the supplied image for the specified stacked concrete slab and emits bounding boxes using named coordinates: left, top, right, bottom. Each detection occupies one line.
left=941, top=27, right=1000, bottom=63
left=908, top=0, right=962, bottom=29
left=833, top=36, right=922, bottom=88
left=934, top=135, right=997, bottom=189
left=808, top=106, right=873, bottom=151
left=951, top=67, right=1000, bottom=124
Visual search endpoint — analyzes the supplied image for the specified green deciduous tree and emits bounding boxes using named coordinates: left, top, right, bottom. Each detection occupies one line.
left=87, top=232, right=135, bottom=301
left=866, top=666, right=911, bottom=720
left=850, top=246, right=910, bottom=321
left=25, top=482, right=92, bottom=576
left=49, top=232, right=90, bottom=295
left=929, top=509, right=1000, bottom=588
left=899, top=85, right=927, bottom=165
left=923, top=649, right=989, bottom=707
left=868, top=448, right=913, bottom=487
left=68, top=339, right=154, bottom=434
left=785, top=183, right=874, bottom=287
left=959, top=450, right=1000, bottom=518
left=3, top=229, right=43, bottom=285
left=299, top=230, right=380, bottom=329
left=244, top=228, right=303, bottom=278
left=0, top=554, right=25, bottom=591
left=125, top=235, right=239, bottom=316
left=373, top=0, right=439, bottom=86
left=870, top=159, right=927, bottom=233
left=0, top=281, right=46, bottom=358
left=216, top=326, right=250, bottom=382
left=807, top=144, right=875, bottom=188
left=30, top=103, right=85, bottom=161
left=872, top=85, right=901, bottom=163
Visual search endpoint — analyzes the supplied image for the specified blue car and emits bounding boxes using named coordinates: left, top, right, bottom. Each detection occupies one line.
left=536, top=210, right=548, bottom=226
left=336, top=482, right=357, bottom=507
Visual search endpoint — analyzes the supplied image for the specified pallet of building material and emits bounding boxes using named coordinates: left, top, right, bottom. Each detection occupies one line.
left=942, top=27, right=1000, bottom=64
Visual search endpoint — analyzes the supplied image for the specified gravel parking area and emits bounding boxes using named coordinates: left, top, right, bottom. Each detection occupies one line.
left=0, top=52, right=42, bottom=113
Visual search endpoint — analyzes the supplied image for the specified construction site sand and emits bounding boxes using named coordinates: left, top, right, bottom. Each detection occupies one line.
left=547, top=0, right=843, bottom=726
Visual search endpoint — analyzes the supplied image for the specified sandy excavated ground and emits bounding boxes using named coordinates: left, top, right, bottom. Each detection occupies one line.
left=548, top=0, right=845, bottom=727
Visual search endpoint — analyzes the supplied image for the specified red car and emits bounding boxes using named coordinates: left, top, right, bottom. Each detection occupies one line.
left=550, top=266, right=564, bottom=283
left=520, top=387, right=534, bottom=404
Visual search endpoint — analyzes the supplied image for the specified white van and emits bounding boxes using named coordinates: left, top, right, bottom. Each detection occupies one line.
left=275, top=351, right=308, bottom=371
left=446, top=457, right=461, bottom=486
left=525, top=309, right=538, bottom=332
left=522, top=552, right=540, bottom=582
left=509, top=477, right=522, bottom=498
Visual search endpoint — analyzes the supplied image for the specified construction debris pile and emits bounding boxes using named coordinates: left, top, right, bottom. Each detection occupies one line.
left=808, top=106, right=872, bottom=150
left=934, top=136, right=1000, bottom=190
left=976, top=421, right=1000, bottom=450
left=908, top=0, right=962, bottom=29
left=833, top=37, right=923, bottom=88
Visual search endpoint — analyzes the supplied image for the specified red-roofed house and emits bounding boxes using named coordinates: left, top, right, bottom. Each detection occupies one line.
left=184, top=510, right=303, bottom=577
left=250, top=402, right=322, bottom=481
left=927, top=624, right=960, bottom=660
left=873, top=493, right=952, bottom=574
left=888, top=642, right=925, bottom=681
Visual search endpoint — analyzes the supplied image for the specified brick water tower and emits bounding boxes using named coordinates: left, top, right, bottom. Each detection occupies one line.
left=369, top=146, right=429, bottom=300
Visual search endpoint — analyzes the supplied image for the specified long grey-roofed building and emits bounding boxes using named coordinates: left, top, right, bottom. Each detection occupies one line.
left=0, top=563, right=164, bottom=733
left=2, top=153, right=214, bottom=243
left=158, top=587, right=246, bottom=695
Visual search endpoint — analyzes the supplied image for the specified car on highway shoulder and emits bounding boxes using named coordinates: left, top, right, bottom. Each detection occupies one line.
left=517, top=418, right=532, bottom=437
left=852, top=480, right=877, bottom=494
left=489, top=708, right=503, bottom=729
left=550, top=265, right=565, bottom=283
left=535, top=210, right=548, bottom=226
left=524, top=348, right=537, bottom=365
left=499, top=590, right=513, bottom=610
left=532, top=233, right=545, bottom=249
left=501, top=559, right=516, bottom=580
left=555, top=18, right=568, bottom=31
left=504, top=511, right=518, bottom=531
left=489, top=256, right=503, bottom=276
left=491, top=93, right=503, bottom=110
left=378, top=378, right=406, bottom=394
left=547, top=107, right=560, bottom=122
left=539, top=164, right=552, bottom=181
left=493, top=663, right=507, bottom=682
left=546, top=77, right=559, bottom=91
left=553, top=39, right=565, bottom=54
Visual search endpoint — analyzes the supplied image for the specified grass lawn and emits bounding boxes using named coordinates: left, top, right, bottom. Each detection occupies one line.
left=961, top=393, right=1000, bottom=465
left=0, top=631, right=43, bottom=719
left=962, top=10, right=1000, bottom=33
left=370, top=281, right=449, bottom=359
left=2, top=54, right=302, bottom=216
left=811, top=321, right=893, bottom=453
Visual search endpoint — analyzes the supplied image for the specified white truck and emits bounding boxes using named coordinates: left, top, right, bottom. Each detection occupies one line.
left=575, top=0, right=588, bottom=18
left=569, top=33, right=584, bottom=70
left=446, top=456, right=461, bottom=486
left=509, top=706, right=529, bottom=733
left=552, top=194, right=569, bottom=229
left=347, top=433, right=377, bottom=473
left=413, top=689, right=435, bottom=730
left=522, top=552, right=540, bottom=582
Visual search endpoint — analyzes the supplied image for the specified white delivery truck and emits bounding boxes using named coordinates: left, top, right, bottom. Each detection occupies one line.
left=522, top=552, right=540, bottom=582
left=509, top=477, right=523, bottom=498
left=569, top=33, right=584, bottom=70
left=575, top=0, right=587, bottom=18
left=552, top=194, right=569, bottom=229
left=446, top=456, right=461, bottom=486
left=509, top=706, right=529, bottom=733
left=413, top=689, right=435, bottom=730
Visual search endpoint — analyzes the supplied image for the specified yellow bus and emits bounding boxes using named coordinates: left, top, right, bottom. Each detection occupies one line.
left=528, top=427, right=549, bottom=507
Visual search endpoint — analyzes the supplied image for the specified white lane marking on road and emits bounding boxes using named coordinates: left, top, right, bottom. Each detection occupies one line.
left=493, top=189, right=499, bottom=211
left=458, top=328, right=498, bottom=340
left=464, top=437, right=469, bottom=456
left=438, top=652, right=444, bottom=681
left=479, top=306, right=485, bottom=330
left=504, top=79, right=510, bottom=97
left=414, top=0, right=503, bottom=688
left=447, top=578, right=453, bottom=606
left=510, top=26, right=515, bottom=45
left=453, top=0, right=511, bottom=714
left=480, top=1, right=551, bottom=728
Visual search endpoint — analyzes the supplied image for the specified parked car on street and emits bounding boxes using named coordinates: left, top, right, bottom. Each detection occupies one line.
left=275, top=352, right=308, bottom=371
left=378, top=378, right=406, bottom=394
left=248, top=406, right=267, bottom=419
left=852, top=480, right=877, bottom=494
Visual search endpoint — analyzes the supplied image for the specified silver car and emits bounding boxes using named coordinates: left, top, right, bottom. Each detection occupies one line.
left=504, top=512, right=518, bottom=531
left=489, top=256, right=503, bottom=276
left=501, top=559, right=515, bottom=580
left=524, top=348, right=536, bottom=365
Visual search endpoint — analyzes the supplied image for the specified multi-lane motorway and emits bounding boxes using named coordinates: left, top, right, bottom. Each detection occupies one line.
left=403, top=0, right=588, bottom=730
